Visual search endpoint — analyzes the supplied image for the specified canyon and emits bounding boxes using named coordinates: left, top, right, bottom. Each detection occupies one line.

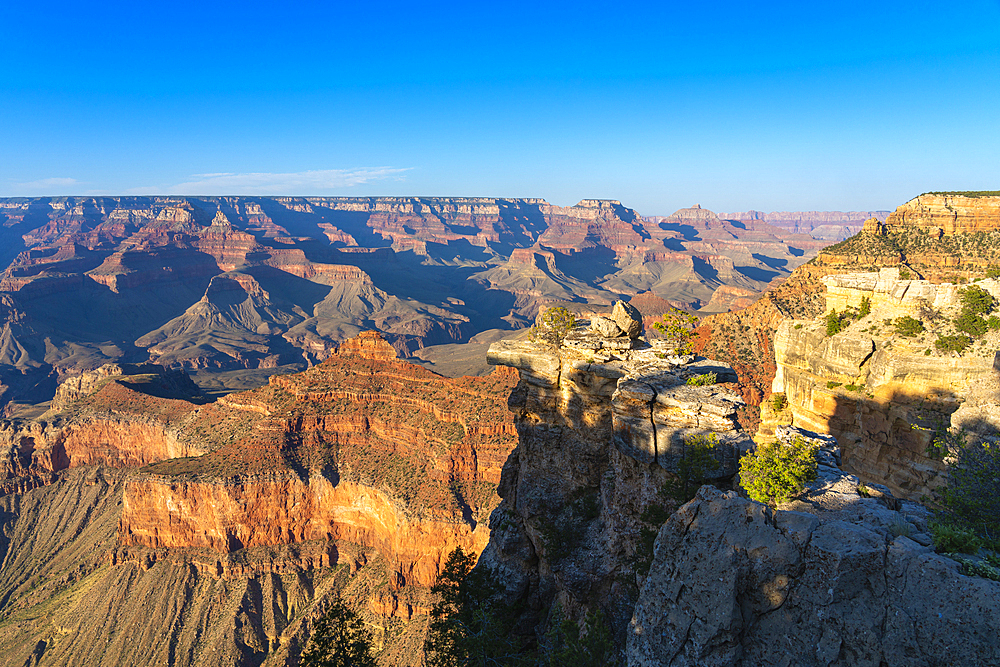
left=0, top=191, right=998, bottom=666
left=0, top=196, right=834, bottom=413
left=0, top=331, right=517, bottom=666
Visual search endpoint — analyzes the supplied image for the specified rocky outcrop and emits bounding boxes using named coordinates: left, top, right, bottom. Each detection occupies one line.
left=696, top=192, right=1000, bottom=437
left=117, top=333, right=517, bottom=590
left=481, top=327, right=750, bottom=636
left=0, top=371, right=207, bottom=495
left=629, top=479, right=1000, bottom=667
left=766, top=268, right=1000, bottom=499
left=0, top=332, right=519, bottom=666
left=0, top=196, right=850, bottom=409
left=50, top=362, right=201, bottom=411
left=883, top=192, right=1000, bottom=235
left=479, top=318, right=1000, bottom=665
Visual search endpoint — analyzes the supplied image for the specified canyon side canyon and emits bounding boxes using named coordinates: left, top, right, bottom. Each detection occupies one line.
left=0, top=195, right=875, bottom=413
left=0, top=192, right=997, bottom=666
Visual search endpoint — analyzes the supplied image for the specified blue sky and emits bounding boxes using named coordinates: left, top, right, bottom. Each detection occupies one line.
left=2, top=0, right=999, bottom=214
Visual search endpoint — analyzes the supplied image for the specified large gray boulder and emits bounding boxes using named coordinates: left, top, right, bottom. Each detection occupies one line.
left=628, top=485, right=1000, bottom=667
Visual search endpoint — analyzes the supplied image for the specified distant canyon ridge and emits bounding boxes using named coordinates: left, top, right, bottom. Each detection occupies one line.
left=0, top=196, right=886, bottom=411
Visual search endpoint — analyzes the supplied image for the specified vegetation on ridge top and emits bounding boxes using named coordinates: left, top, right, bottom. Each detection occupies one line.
left=923, top=191, right=1000, bottom=198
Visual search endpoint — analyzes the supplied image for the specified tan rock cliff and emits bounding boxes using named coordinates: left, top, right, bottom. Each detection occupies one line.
left=766, top=268, right=1000, bottom=499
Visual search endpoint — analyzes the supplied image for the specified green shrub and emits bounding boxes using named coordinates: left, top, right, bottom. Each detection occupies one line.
left=844, top=383, right=861, bottom=392
left=942, top=439, right=1000, bottom=539
left=425, top=548, right=523, bottom=666
left=859, top=296, right=871, bottom=317
left=987, top=267, right=1000, bottom=279
left=893, top=315, right=925, bottom=337
left=739, top=438, right=819, bottom=505
left=540, top=607, right=617, bottom=667
left=651, top=308, right=699, bottom=355
left=827, top=381, right=842, bottom=389
left=530, top=306, right=577, bottom=346
left=302, top=598, right=377, bottom=667
left=663, top=433, right=720, bottom=503
left=899, top=268, right=912, bottom=279
left=769, top=393, right=787, bottom=412
left=686, top=372, right=717, bottom=386
left=825, top=309, right=844, bottom=336
left=958, top=559, right=1000, bottom=582
left=935, top=334, right=972, bottom=353
left=954, top=312, right=988, bottom=337
left=988, top=315, right=1000, bottom=330
left=958, top=285, right=996, bottom=316
left=930, top=521, right=981, bottom=554
left=889, top=515, right=915, bottom=538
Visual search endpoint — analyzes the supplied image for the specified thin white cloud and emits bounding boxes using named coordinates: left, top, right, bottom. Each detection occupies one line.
left=130, top=167, right=412, bottom=195
left=10, top=177, right=80, bottom=194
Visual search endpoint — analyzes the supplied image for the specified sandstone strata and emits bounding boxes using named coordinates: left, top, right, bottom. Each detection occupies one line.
left=766, top=268, right=1000, bottom=499
left=0, top=332, right=518, bottom=666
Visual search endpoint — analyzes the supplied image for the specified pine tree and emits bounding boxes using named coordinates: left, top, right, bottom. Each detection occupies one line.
left=301, top=598, right=377, bottom=667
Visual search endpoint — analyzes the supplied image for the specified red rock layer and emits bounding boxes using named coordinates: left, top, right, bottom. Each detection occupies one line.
left=116, top=332, right=518, bottom=587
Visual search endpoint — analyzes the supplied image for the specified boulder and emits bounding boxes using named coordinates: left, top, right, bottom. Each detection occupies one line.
left=612, top=301, right=643, bottom=338
left=590, top=315, right=623, bottom=337
left=629, top=485, right=1000, bottom=667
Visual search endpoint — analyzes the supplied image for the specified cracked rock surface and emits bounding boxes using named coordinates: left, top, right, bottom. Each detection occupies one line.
left=629, top=479, right=1000, bottom=667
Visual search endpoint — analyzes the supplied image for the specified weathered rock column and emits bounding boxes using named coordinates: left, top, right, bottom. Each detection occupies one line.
left=480, top=318, right=753, bottom=639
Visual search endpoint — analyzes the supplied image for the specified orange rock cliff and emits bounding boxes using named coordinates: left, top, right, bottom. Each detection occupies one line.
left=0, top=331, right=518, bottom=664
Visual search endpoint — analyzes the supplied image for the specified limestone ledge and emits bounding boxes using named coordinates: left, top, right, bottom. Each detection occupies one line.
left=487, top=337, right=750, bottom=475
left=768, top=269, right=1000, bottom=498
left=823, top=267, right=1000, bottom=318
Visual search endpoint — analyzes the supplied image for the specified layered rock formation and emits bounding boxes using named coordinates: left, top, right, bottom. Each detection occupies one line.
left=0, top=331, right=518, bottom=666
left=481, top=323, right=751, bottom=637
left=696, top=192, right=1000, bottom=435
left=0, top=196, right=829, bottom=410
left=720, top=210, right=890, bottom=240
left=764, top=268, right=1000, bottom=499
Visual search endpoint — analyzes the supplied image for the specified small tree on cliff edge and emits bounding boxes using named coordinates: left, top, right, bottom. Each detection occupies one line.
left=651, top=308, right=698, bottom=355
left=301, top=598, right=377, bottom=667
left=530, top=306, right=577, bottom=347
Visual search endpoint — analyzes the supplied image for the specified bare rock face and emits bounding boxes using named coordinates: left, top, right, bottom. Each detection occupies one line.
left=590, top=315, right=623, bottom=337
left=629, top=481, right=1000, bottom=667
left=612, top=300, right=644, bottom=338
left=0, top=332, right=519, bottom=665
left=697, top=192, right=1000, bottom=438
left=483, top=335, right=749, bottom=637
left=883, top=192, right=1000, bottom=235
